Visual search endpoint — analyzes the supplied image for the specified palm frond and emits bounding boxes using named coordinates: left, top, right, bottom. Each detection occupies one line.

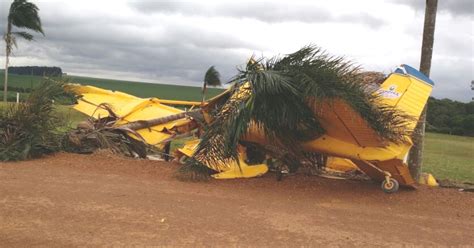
left=177, top=158, right=214, bottom=181
left=8, top=0, right=44, bottom=35
left=204, top=66, right=221, bottom=87
left=269, top=45, right=412, bottom=142
left=193, top=56, right=323, bottom=169
left=191, top=45, right=412, bottom=168
left=12, top=31, right=34, bottom=41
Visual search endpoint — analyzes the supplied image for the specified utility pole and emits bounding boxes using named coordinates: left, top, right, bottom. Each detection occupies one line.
left=408, top=0, right=438, bottom=181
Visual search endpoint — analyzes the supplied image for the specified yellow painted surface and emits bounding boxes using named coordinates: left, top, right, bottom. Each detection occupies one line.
left=378, top=73, right=433, bottom=130
left=326, top=157, right=358, bottom=172
left=177, top=139, right=200, bottom=158
left=178, top=139, right=269, bottom=178
left=243, top=70, right=432, bottom=186
left=243, top=71, right=432, bottom=166
left=212, top=159, right=268, bottom=179
left=304, top=71, right=432, bottom=163
left=418, top=173, right=439, bottom=187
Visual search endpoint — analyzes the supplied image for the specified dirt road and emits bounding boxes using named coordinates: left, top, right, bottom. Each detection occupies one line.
left=1, top=153, right=473, bottom=247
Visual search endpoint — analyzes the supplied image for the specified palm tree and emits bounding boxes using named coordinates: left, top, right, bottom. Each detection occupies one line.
left=202, top=66, right=221, bottom=104
left=3, top=0, right=44, bottom=102
left=190, top=46, right=411, bottom=171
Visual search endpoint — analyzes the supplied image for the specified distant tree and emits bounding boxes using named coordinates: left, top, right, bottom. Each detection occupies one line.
left=462, top=115, right=474, bottom=136
left=202, top=66, right=221, bottom=104
left=425, top=97, right=473, bottom=137
left=466, top=102, right=474, bottom=115
left=9, top=66, right=62, bottom=76
left=3, top=0, right=44, bottom=102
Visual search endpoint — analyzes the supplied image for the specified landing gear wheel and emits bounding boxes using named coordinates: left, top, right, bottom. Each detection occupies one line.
left=381, top=178, right=399, bottom=193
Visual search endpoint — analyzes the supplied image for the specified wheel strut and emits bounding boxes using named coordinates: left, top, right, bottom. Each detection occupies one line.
left=362, top=160, right=400, bottom=193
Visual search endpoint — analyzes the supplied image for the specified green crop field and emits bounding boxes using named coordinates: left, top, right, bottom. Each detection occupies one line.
left=0, top=72, right=224, bottom=101
left=1, top=72, right=472, bottom=183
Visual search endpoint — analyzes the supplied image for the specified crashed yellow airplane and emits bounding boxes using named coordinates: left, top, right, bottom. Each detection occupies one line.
left=69, top=64, right=433, bottom=193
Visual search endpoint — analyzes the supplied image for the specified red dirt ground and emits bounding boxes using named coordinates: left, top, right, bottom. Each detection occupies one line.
left=1, top=152, right=473, bottom=247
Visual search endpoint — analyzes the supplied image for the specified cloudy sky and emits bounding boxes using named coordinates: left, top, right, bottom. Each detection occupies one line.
left=0, top=0, right=472, bottom=101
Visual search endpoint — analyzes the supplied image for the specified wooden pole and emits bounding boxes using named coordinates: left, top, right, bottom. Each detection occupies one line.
left=408, top=0, right=438, bottom=181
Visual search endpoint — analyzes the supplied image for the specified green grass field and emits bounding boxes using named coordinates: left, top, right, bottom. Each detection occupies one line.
left=423, top=133, right=473, bottom=183
left=0, top=103, right=87, bottom=130
left=0, top=72, right=224, bottom=101
left=1, top=73, right=472, bottom=183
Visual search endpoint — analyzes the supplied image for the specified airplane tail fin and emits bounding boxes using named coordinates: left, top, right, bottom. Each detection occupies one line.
left=377, top=64, right=434, bottom=131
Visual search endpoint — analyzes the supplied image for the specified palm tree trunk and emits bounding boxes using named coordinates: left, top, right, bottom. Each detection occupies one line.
left=3, top=42, right=9, bottom=103
left=120, top=109, right=201, bottom=131
left=408, top=0, right=438, bottom=181
left=4, top=22, right=11, bottom=103
left=202, top=82, right=207, bottom=104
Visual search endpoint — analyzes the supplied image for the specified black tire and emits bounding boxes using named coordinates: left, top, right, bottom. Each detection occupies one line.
left=381, top=178, right=399, bottom=193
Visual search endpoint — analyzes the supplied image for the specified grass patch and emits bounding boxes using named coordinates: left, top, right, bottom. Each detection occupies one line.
left=54, top=105, right=88, bottom=129
left=0, top=103, right=87, bottom=129
left=423, top=132, right=474, bottom=183
left=0, top=90, right=30, bottom=102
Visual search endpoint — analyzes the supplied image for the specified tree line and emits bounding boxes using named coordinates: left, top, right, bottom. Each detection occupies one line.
left=8, top=66, right=63, bottom=76
left=426, top=97, right=474, bottom=137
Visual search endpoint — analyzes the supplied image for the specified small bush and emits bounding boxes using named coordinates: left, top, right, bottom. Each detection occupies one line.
left=0, top=80, right=68, bottom=161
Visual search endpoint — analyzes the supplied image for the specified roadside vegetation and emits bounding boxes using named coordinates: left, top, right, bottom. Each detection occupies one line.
left=0, top=81, right=66, bottom=161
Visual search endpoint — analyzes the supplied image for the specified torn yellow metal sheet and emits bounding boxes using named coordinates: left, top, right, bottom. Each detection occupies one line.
left=68, top=84, right=193, bottom=148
